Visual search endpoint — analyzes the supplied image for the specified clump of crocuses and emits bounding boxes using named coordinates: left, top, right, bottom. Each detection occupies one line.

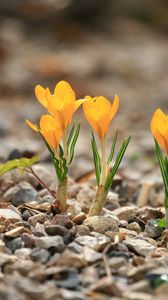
left=83, top=95, right=131, bottom=216
left=27, top=81, right=84, bottom=211
left=27, top=80, right=130, bottom=215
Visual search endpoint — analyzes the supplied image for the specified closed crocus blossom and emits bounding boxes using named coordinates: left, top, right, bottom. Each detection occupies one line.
left=83, top=95, right=119, bottom=139
left=26, top=115, right=63, bottom=151
left=35, top=80, right=84, bottom=130
left=151, top=109, right=168, bottom=154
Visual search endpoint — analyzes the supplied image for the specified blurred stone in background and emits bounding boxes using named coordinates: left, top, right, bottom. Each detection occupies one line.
left=0, top=0, right=168, bottom=167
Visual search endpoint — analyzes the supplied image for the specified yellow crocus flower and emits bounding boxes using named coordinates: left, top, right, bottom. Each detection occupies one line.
left=151, top=109, right=168, bottom=154
left=35, top=80, right=84, bottom=130
left=26, top=115, right=63, bottom=151
left=83, top=95, right=119, bottom=139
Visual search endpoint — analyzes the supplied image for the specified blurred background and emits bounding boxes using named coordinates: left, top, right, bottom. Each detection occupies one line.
left=0, top=0, right=168, bottom=177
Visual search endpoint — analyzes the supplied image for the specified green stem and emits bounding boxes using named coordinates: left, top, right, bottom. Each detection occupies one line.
left=88, top=185, right=107, bottom=216
left=164, top=194, right=168, bottom=229
left=100, top=137, right=107, bottom=186
left=57, top=178, right=68, bottom=211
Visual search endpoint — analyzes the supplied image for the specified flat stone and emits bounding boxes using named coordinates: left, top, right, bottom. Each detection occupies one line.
left=75, top=234, right=110, bottom=251
left=57, top=249, right=87, bottom=268
left=0, top=253, right=17, bottom=266
left=82, top=246, right=102, bottom=263
left=83, top=216, right=119, bottom=234
left=6, top=237, right=24, bottom=252
left=14, top=248, right=32, bottom=259
left=0, top=209, right=21, bottom=222
left=28, top=213, right=48, bottom=227
left=34, top=236, right=65, bottom=252
left=3, top=182, right=38, bottom=206
left=127, top=222, right=141, bottom=234
left=30, top=248, right=50, bottom=264
left=123, top=291, right=152, bottom=300
left=0, top=240, right=5, bottom=252
left=51, top=215, right=73, bottom=229
left=45, top=224, right=69, bottom=236
left=112, top=206, right=137, bottom=221
left=76, top=225, right=90, bottom=236
left=5, top=226, right=25, bottom=238
left=124, top=237, right=156, bottom=256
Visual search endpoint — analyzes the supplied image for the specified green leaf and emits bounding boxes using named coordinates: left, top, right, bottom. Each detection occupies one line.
left=155, top=139, right=168, bottom=195
left=104, top=136, right=131, bottom=192
left=68, top=122, right=81, bottom=165
left=59, top=144, right=64, bottom=159
left=91, top=132, right=101, bottom=184
left=0, top=156, right=39, bottom=176
left=107, top=130, right=118, bottom=165
left=153, top=218, right=166, bottom=228
left=67, top=124, right=75, bottom=147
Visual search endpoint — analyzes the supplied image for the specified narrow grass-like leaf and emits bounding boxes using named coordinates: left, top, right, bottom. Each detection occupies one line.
left=67, top=124, right=75, bottom=147
left=155, top=139, right=168, bottom=195
left=107, top=130, right=118, bottom=165
left=59, top=144, right=64, bottom=159
left=105, top=136, right=131, bottom=192
left=0, top=156, right=39, bottom=176
left=68, top=123, right=81, bottom=165
left=91, top=132, right=101, bottom=184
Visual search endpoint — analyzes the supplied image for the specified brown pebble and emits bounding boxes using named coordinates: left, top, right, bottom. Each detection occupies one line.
left=51, top=215, right=73, bottom=229
left=72, top=212, right=87, bottom=224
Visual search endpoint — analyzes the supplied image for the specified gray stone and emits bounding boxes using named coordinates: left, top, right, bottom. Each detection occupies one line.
left=28, top=213, right=48, bottom=227
left=112, top=206, right=137, bottom=221
left=45, top=224, right=69, bottom=236
left=14, top=248, right=31, bottom=259
left=83, top=216, right=119, bottom=234
left=30, top=248, right=50, bottom=264
left=57, top=249, right=87, bottom=268
left=75, top=234, right=110, bottom=251
left=76, top=185, right=96, bottom=213
left=0, top=253, right=17, bottom=267
left=82, top=246, right=102, bottom=263
left=6, top=237, right=24, bottom=252
left=127, top=222, right=141, bottom=234
left=0, top=208, right=21, bottom=222
left=34, top=236, right=65, bottom=252
left=124, top=237, right=156, bottom=256
left=3, top=181, right=38, bottom=206
left=145, top=221, right=163, bottom=238
left=76, top=225, right=90, bottom=236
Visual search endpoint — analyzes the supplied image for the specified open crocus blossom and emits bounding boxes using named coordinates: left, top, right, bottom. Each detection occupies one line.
left=83, top=94, right=130, bottom=216
left=26, top=115, right=63, bottom=151
left=151, top=108, right=168, bottom=154
left=83, top=95, right=119, bottom=139
left=35, top=80, right=84, bottom=130
left=151, top=108, right=168, bottom=228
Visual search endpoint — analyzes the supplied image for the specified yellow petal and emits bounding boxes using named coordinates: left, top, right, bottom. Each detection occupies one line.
left=54, top=80, right=75, bottom=101
left=153, top=109, right=166, bottom=123
left=74, top=99, right=86, bottom=111
left=151, top=115, right=168, bottom=153
left=83, top=101, right=99, bottom=135
left=110, top=95, right=119, bottom=121
left=40, top=114, right=62, bottom=132
left=35, top=85, right=48, bottom=108
left=26, top=119, right=38, bottom=132
left=97, top=114, right=111, bottom=139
